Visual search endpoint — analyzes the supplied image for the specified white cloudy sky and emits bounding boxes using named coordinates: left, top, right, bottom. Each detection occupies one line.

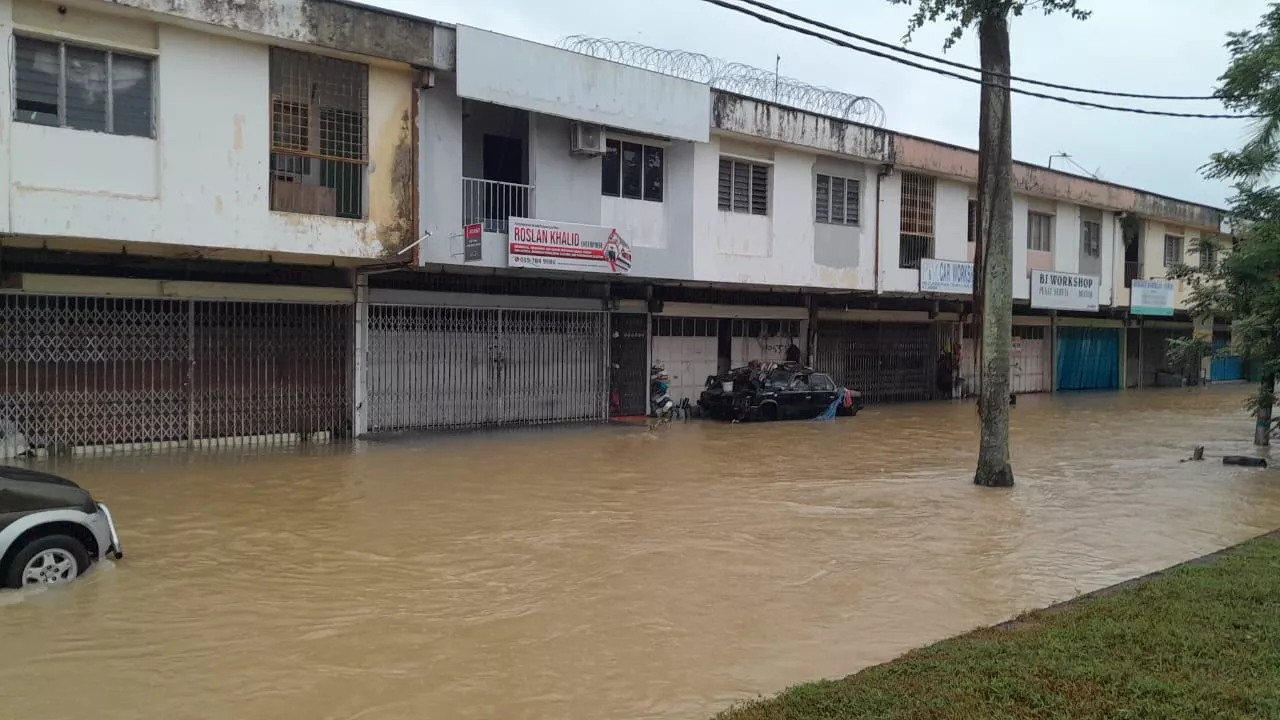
left=374, top=0, right=1267, bottom=207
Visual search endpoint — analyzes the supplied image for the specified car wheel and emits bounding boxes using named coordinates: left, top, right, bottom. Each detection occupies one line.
left=760, top=403, right=779, bottom=421
left=4, top=534, right=90, bottom=589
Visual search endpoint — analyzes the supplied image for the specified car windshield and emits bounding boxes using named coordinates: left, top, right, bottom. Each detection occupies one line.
left=764, top=370, right=792, bottom=388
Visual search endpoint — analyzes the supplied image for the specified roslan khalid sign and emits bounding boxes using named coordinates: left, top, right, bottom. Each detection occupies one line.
left=1030, top=270, right=1100, bottom=312
left=508, top=218, right=632, bottom=275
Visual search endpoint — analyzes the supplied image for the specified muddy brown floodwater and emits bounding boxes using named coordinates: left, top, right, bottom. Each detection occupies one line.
left=3, top=387, right=1280, bottom=720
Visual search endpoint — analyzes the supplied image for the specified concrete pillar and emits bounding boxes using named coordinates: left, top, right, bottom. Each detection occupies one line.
left=0, top=0, right=14, bottom=235
left=352, top=274, right=370, bottom=437
left=1049, top=313, right=1058, bottom=392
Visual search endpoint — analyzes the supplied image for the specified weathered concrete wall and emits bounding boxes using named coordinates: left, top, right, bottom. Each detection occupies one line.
left=457, top=25, right=710, bottom=143
left=689, top=135, right=870, bottom=290
left=894, top=134, right=1223, bottom=232
left=712, top=93, right=893, bottom=164
left=5, top=0, right=414, bottom=259
left=81, top=0, right=439, bottom=68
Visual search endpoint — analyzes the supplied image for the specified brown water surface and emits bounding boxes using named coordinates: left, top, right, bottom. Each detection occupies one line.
left=3, top=387, right=1278, bottom=720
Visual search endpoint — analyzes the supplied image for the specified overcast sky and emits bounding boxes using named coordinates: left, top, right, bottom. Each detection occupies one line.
left=375, top=0, right=1267, bottom=208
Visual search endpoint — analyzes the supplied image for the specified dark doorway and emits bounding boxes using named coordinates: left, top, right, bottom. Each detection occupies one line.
left=482, top=134, right=528, bottom=225
left=482, top=134, right=524, bottom=184
left=610, top=313, right=648, bottom=417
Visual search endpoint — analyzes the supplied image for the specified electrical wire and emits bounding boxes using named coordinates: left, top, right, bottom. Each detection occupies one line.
left=697, top=0, right=1260, bottom=119
left=733, top=0, right=1219, bottom=101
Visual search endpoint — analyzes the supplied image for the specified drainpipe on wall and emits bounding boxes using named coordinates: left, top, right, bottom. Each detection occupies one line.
left=411, top=71, right=428, bottom=267
left=873, top=164, right=894, bottom=296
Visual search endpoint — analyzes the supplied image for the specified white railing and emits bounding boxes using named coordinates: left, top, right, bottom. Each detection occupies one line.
left=462, top=178, right=534, bottom=235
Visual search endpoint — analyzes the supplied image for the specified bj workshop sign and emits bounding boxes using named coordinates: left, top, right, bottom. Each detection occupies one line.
left=1030, top=270, right=1100, bottom=312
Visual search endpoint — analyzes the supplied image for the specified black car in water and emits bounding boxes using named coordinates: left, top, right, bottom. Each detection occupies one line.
left=698, top=362, right=863, bottom=422
left=0, top=466, right=123, bottom=588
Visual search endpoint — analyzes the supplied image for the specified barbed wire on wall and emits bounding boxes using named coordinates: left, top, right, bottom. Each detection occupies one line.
left=557, top=36, right=887, bottom=127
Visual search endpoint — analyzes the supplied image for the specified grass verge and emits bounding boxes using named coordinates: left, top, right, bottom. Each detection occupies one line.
left=717, top=532, right=1280, bottom=720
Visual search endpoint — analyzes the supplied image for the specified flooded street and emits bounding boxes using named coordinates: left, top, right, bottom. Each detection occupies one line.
left=3, top=386, right=1280, bottom=720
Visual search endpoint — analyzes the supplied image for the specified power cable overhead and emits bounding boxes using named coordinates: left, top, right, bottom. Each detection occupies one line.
left=696, top=0, right=1260, bottom=119
left=733, top=0, right=1218, bottom=101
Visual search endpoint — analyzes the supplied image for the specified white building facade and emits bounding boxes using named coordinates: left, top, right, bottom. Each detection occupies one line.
left=0, top=0, right=1234, bottom=456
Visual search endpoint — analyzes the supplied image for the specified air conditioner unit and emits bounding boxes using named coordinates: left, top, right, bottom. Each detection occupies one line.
left=570, top=122, right=607, bottom=156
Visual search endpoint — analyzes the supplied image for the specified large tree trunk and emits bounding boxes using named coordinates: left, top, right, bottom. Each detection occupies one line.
left=1255, top=372, right=1275, bottom=446
left=973, top=14, right=1015, bottom=488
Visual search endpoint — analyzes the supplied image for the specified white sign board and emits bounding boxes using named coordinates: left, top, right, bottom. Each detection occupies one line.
left=1030, top=270, right=1100, bottom=312
left=919, top=258, right=974, bottom=294
left=1130, top=279, right=1176, bottom=316
left=508, top=218, right=633, bottom=275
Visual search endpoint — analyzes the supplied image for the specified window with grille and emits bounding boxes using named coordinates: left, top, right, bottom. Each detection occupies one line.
left=815, top=174, right=860, bottom=225
left=269, top=48, right=369, bottom=220
left=1163, top=234, right=1184, bottom=266
left=717, top=158, right=770, bottom=215
left=602, top=139, right=663, bottom=202
left=13, top=35, right=154, bottom=137
left=1199, top=243, right=1218, bottom=269
left=967, top=200, right=978, bottom=244
left=1027, top=212, right=1054, bottom=252
left=899, top=172, right=935, bottom=268
left=1081, top=219, right=1102, bottom=257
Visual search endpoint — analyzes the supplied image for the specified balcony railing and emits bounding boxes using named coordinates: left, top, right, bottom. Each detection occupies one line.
left=1124, top=261, right=1142, bottom=288
left=462, top=178, right=533, bottom=235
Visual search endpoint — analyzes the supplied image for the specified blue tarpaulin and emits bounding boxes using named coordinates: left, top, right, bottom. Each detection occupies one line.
left=1056, top=327, right=1120, bottom=391
left=1210, top=339, right=1244, bottom=382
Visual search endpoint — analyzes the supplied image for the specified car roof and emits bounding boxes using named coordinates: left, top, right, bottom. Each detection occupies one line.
left=0, top=466, right=81, bottom=488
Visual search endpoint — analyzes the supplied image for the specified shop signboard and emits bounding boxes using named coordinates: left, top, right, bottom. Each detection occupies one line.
left=1031, top=270, right=1100, bottom=312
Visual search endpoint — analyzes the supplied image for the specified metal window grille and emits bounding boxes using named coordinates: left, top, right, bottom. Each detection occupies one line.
left=1199, top=244, right=1218, bottom=269
left=718, top=158, right=769, bottom=215
left=12, top=35, right=155, bottom=138
left=730, top=319, right=800, bottom=339
left=269, top=47, right=369, bottom=220
left=967, top=200, right=978, bottom=244
left=899, top=172, right=935, bottom=268
left=0, top=293, right=351, bottom=458
left=652, top=317, right=718, bottom=337
left=1027, top=212, right=1054, bottom=252
left=815, top=174, right=860, bottom=225
left=1081, top=219, right=1102, bottom=257
left=1163, top=235, right=1184, bottom=266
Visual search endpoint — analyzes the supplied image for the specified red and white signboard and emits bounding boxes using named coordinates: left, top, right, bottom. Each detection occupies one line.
left=508, top=218, right=632, bottom=275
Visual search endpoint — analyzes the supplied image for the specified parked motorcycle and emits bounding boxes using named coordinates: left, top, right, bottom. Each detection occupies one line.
left=650, top=365, right=675, bottom=427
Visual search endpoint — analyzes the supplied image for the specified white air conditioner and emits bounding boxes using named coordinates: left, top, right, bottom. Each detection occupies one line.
left=570, top=122, right=607, bottom=156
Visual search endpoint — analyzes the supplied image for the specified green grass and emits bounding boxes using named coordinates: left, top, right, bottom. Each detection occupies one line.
left=716, top=534, right=1280, bottom=720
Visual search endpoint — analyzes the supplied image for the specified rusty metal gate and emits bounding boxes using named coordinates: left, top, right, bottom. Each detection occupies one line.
left=367, top=305, right=609, bottom=431
left=816, top=321, right=940, bottom=405
left=0, top=293, right=352, bottom=458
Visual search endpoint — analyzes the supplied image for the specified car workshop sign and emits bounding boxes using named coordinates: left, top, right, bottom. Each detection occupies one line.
left=508, top=218, right=632, bottom=275
left=1130, top=279, right=1176, bottom=316
left=919, top=258, right=974, bottom=294
left=1031, top=270, right=1100, bottom=312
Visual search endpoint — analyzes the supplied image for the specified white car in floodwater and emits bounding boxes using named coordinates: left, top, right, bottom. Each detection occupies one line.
left=0, top=466, right=123, bottom=588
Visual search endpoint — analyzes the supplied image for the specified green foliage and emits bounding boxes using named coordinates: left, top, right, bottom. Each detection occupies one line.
left=889, top=0, right=1090, bottom=48
left=1174, top=3, right=1280, bottom=427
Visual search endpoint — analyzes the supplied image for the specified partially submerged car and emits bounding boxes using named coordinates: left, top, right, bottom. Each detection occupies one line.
left=0, top=466, right=122, bottom=588
left=699, top=362, right=864, bottom=422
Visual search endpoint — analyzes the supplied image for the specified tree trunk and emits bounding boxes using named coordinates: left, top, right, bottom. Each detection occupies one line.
left=1255, top=371, right=1275, bottom=446
left=973, top=14, right=1015, bottom=488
